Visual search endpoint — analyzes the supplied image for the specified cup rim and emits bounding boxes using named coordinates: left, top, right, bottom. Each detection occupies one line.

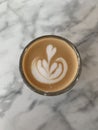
left=19, top=35, right=82, bottom=96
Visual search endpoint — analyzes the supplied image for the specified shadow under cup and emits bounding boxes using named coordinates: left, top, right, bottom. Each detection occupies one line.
left=20, top=35, right=81, bottom=96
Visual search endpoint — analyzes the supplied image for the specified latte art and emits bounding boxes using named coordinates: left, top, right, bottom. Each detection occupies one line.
left=31, top=44, right=68, bottom=84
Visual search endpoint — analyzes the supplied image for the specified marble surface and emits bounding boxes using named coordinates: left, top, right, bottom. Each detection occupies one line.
left=0, top=0, right=98, bottom=130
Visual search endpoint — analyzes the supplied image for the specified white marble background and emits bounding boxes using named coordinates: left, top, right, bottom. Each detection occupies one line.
left=0, top=0, right=98, bottom=130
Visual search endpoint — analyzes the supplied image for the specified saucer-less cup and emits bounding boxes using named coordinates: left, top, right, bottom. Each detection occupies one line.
left=20, top=35, right=81, bottom=96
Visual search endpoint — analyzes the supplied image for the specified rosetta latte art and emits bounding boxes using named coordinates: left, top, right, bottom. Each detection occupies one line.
left=31, top=44, right=68, bottom=84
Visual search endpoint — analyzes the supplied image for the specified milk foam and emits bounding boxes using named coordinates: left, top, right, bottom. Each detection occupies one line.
left=31, top=44, right=68, bottom=84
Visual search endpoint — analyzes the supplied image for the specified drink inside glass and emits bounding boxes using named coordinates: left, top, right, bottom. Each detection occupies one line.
left=20, top=35, right=81, bottom=96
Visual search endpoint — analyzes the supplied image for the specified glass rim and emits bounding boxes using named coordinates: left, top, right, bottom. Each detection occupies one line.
left=19, top=35, right=82, bottom=96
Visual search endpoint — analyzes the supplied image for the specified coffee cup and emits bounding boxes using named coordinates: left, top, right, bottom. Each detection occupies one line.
left=20, top=35, right=81, bottom=96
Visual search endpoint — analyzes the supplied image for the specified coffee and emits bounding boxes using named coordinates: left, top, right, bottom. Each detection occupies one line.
left=20, top=36, right=80, bottom=95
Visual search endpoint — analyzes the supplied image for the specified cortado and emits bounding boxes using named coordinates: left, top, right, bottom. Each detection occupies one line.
left=20, top=35, right=81, bottom=95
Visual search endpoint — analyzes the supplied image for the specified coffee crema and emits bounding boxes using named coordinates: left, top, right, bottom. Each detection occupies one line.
left=20, top=36, right=80, bottom=95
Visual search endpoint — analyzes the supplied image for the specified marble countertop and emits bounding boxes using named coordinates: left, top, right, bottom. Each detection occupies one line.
left=0, top=0, right=98, bottom=130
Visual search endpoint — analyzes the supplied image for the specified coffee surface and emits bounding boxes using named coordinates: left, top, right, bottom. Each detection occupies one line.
left=22, top=37, right=79, bottom=92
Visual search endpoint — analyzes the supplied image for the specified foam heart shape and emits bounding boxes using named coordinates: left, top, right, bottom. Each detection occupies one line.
left=46, top=45, right=56, bottom=62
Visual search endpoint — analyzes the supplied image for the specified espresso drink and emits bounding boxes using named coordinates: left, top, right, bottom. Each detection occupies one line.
left=20, top=36, right=80, bottom=95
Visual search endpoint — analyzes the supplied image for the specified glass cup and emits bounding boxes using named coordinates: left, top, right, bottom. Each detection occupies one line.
left=20, top=35, right=81, bottom=96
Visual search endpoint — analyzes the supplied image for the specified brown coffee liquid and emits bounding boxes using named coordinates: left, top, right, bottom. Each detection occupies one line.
left=21, top=36, right=79, bottom=93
